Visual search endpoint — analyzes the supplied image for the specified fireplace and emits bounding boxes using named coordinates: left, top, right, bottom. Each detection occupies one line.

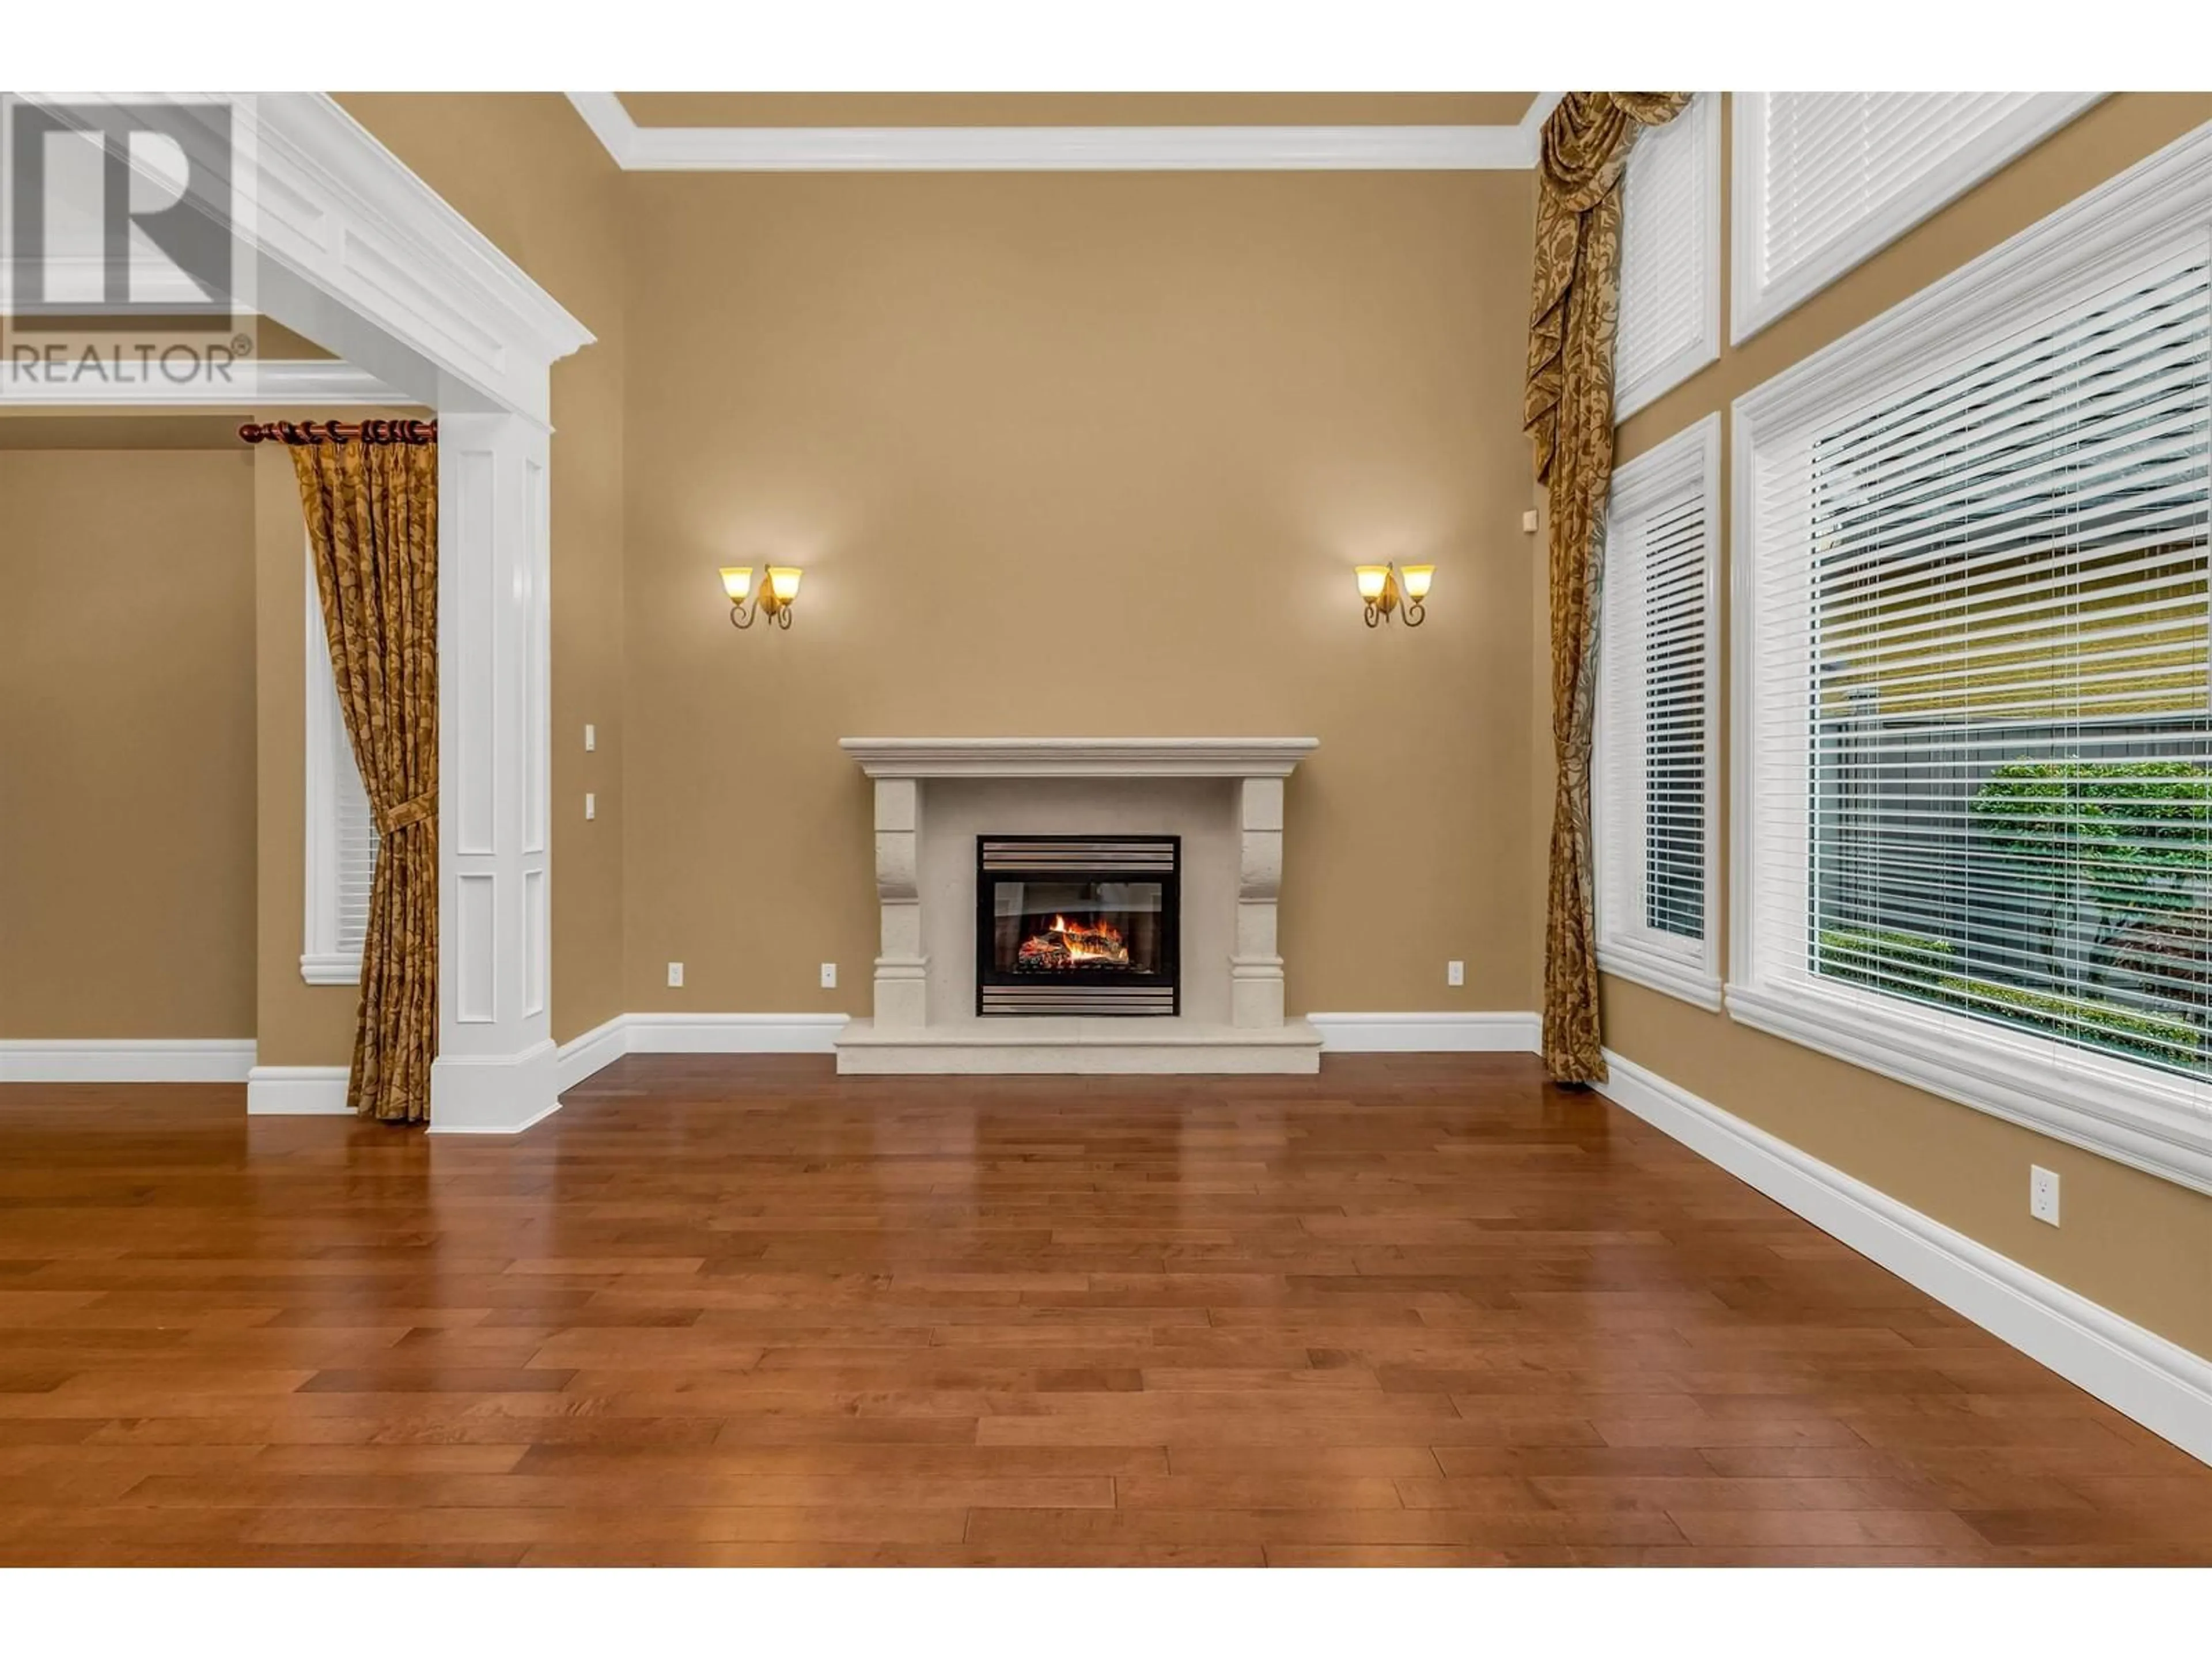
left=976, top=835, right=1179, bottom=1016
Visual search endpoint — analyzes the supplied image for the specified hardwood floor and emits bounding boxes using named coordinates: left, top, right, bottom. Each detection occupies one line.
left=1, top=1052, right=2208, bottom=1566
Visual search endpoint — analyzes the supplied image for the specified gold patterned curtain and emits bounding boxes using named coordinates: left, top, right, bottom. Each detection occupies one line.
left=1524, top=92, right=1692, bottom=1084
left=292, top=440, right=439, bottom=1123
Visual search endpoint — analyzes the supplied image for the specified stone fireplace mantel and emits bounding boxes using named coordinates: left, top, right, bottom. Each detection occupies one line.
left=839, top=737, right=1317, bottom=780
left=835, top=737, right=1321, bottom=1074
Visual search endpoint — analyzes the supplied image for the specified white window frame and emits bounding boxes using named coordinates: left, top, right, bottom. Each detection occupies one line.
left=1596, top=413, right=1723, bottom=1009
left=1730, top=92, right=2104, bottom=347
left=300, top=551, right=373, bottom=987
left=1729, top=118, right=2212, bottom=1194
left=1613, top=91, right=1722, bottom=422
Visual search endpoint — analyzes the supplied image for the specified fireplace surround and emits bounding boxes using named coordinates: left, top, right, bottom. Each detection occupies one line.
left=834, top=738, right=1322, bottom=1074
left=976, top=835, right=1180, bottom=1016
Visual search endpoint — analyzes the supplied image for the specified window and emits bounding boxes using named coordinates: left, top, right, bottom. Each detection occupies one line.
left=1597, top=414, right=1722, bottom=1008
left=301, top=557, right=378, bottom=986
left=1615, top=92, right=1721, bottom=422
left=1732, top=93, right=2101, bottom=345
left=1733, top=121, right=2212, bottom=1187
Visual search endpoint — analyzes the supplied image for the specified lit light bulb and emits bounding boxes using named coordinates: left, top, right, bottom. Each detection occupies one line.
left=1400, top=565, right=1435, bottom=601
left=767, top=566, right=803, bottom=603
left=1354, top=565, right=1389, bottom=602
left=719, top=566, right=754, bottom=603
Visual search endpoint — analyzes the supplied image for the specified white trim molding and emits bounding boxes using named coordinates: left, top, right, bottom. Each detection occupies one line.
left=0, top=358, right=408, bottom=408
left=1612, top=90, right=1722, bottom=422
left=1595, top=1051, right=2212, bottom=1467
left=0, top=1039, right=255, bottom=1085
left=9, top=93, right=594, bottom=425
left=1730, top=92, right=2104, bottom=345
left=1307, top=1012, right=1541, bottom=1054
left=565, top=92, right=1555, bottom=173
left=246, top=1066, right=352, bottom=1115
left=1594, top=414, right=1722, bottom=1013
left=1729, top=114, right=2212, bottom=1196
left=301, top=540, right=374, bottom=988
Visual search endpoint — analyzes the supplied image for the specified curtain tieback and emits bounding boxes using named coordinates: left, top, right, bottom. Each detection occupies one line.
left=376, top=793, right=436, bottom=836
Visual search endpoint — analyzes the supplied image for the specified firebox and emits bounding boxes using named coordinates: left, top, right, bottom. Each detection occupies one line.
left=975, top=835, right=1180, bottom=1016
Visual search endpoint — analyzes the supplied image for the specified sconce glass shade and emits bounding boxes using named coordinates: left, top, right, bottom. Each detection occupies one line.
left=1400, top=564, right=1435, bottom=601
left=719, top=566, right=754, bottom=603
left=1354, top=565, right=1389, bottom=602
left=767, top=566, right=803, bottom=602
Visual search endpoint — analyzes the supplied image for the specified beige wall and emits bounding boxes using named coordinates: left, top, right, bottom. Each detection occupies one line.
left=335, top=93, right=630, bottom=1048
left=1610, top=92, right=2212, bottom=1359
left=0, top=448, right=258, bottom=1039
left=618, top=169, right=1541, bottom=1016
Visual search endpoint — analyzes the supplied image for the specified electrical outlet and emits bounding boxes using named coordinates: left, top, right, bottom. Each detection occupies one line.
left=584, top=791, right=596, bottom=820
left=820, top=963, right=838, bottom=990
left=666, top=961, right=684, bottom=988
left=585, top=723, right=596, bottom=752
left=1446, top=960, right=1465, bottom=987
left=2030, top=1165, right=2061, bottom=1226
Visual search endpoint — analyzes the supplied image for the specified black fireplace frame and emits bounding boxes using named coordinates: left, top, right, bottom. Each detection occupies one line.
left=974, top=834, right=1181, bottom=1017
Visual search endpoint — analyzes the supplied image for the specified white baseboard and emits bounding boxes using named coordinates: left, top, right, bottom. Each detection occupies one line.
left=554, top=1016, right=630, bottom=1094
left=0, top=1039, right=256, bottom=1084
left=1595, top=1049, right=2212, bottom=1467
left=246, top=1065, right=353, bottom=1116
left=622, top=1012, right=850, bottom=1055
left=548, top=1012, right=851, bottom=1100
left=1308, top=1012, right=1541, bottom=1054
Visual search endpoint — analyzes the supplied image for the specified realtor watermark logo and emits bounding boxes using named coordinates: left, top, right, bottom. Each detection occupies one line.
left=1, top=92, right=258, bottom=398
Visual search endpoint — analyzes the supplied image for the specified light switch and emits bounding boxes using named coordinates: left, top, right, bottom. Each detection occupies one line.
left=584, top=723, right=596, bottom=752
left=584, top=792, right=596, bottom=820
left=1521, top=509, right=1540, bottom=534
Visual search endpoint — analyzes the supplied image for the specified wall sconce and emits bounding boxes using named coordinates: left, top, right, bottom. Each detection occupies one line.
left=1355, top=562, right=1433, bottom=628
left=721, top=565, right=803, bottom=631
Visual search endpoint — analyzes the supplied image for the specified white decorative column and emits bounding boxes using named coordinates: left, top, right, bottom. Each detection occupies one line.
left=1230, top=776, right=1287, bottom=1028
left=872, top=777, right=929, bottom=1029
left=429, top=412, right=555, bottom=1132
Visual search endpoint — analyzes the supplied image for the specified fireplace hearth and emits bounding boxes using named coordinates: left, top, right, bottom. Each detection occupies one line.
left=976, top=835, right=1179, bottom=1016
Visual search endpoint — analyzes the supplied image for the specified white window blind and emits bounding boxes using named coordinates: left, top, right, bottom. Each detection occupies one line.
left=1615, top=92, right=1719, bottom=422
left=1597, top=414, right=1721, bottom=1007
left=1734, top=131, right=2212, bottom=1185
left=1732, top=92, right=2100, bottom=344
left=301, top=558, right=378, bottom=985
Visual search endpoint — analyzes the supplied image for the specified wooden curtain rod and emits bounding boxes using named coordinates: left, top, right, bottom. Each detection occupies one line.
left=238, top=418, right=438, bottom=446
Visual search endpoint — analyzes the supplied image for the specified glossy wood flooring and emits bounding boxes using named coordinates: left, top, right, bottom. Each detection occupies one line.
left=1, top=1052, right=2209, bottom=1566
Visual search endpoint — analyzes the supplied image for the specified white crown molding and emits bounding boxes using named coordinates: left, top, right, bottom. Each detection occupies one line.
left=1595, top=1051, right=2212, bottom=1467
left=840, top=736, right=1317, bottom=779
left=0, top=357, right=408, bottom=408
left=0, top=1039, right=255, bottom=1084
left=11, top=92, right=594, bottom=425
left=246, top=1065, right=353, bottom=1115
left=1518, top=92, right=1564, bottom=146
left=1306, top=1012, right=1541, bottom=1053
left=565, top=92, right=1556, bottom=172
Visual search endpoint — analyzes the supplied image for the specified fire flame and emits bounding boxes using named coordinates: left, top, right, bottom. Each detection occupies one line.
left=1016, top=913, right=1130, bottom=969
